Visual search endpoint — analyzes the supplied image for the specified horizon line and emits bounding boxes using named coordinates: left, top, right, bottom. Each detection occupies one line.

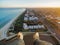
left=0, top=7, right=60, bottom=8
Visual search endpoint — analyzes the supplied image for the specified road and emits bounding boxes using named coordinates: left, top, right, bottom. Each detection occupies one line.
left=32, top=9, right=60, bottom=44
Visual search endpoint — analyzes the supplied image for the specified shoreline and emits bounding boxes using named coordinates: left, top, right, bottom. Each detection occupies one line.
left=0, top=9, right=26, bottom=40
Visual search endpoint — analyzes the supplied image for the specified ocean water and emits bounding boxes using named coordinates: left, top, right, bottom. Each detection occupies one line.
left=0, top=8, right=25, bottom=29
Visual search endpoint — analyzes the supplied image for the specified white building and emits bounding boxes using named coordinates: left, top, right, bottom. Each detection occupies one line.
left=23, top=23, right=45, bottom=29
left=24, top=17, right=28, bottom=21
left=25, top=14, right=29, bottom=17
left=23, top=23, right=28, bottom=29
left=24, top=15, right=38, bottom=21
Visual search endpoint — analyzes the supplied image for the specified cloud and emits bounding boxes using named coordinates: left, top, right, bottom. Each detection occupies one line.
left=0, top=0, right=60, bottom=7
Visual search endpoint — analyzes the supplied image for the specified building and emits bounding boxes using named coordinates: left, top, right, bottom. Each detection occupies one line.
left=23, top=10, right=46, bottom=32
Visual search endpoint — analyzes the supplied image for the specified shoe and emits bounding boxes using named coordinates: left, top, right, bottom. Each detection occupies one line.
left=33, top=32, right=39, bottom=40
left=17, top=32, right=23, bottom=40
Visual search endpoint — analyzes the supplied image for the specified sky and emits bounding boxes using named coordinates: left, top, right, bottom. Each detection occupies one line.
left=0, top=0, right=60, bottom=7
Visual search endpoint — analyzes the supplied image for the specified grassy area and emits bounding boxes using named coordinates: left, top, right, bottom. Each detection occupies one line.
left=14, top=10, right=26, bottom=33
